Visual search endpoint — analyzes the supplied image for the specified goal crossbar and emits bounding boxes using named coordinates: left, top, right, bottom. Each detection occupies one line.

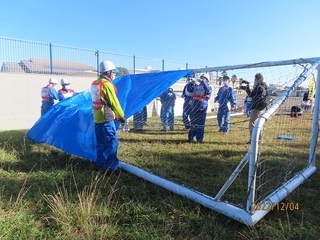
left=118, top=57, right=319, bottom=226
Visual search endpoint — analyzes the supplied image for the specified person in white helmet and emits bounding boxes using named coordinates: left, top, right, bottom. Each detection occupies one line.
left=187, top=73, right=212, bottom=143
left=181, top=73, right=196, bottom=130
left=58, top=78, right=77, bottom=101
left=40, top=77, right=59, bottom=116
left=90, top=60, right=126, bottom=172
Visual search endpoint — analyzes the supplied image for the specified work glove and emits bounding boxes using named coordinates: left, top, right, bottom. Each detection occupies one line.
left=115, top=116, right=126, bottom=123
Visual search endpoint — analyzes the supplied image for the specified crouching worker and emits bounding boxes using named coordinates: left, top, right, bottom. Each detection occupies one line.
left=90, top=60, right=126, bottom=172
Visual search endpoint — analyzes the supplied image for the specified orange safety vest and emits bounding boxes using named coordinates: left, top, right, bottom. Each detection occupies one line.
left=59, top=89, right=75, bottom=99
left=41, top=86, right=51, bottom=101
left=192, top=84, right=206, bottom=102
left=90, top=79, right=117, bottom=110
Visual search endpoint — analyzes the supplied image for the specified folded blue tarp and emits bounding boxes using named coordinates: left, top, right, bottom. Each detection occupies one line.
left=27, top=70, right=191, bottom=161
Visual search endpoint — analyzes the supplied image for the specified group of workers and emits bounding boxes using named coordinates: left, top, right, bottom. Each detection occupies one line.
left=147, top=73, right=236, bottom=143
left=40, top=78, right=77, bottom=116
left=130, top=72, right=266, bottom=146
left=40, top=60, right=269, bottom=173
left=159, top=72, right=268, bottom=145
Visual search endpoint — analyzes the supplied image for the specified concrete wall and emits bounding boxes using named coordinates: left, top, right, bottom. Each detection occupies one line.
left=0, top=72, right=219, bottom=131
left=0, top=72, right=94, bottom=131
left=0, top=73, right=188, bottom=130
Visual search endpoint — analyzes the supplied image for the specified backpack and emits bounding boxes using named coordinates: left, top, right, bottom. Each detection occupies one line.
left=290, top=106, right=302, bottom=117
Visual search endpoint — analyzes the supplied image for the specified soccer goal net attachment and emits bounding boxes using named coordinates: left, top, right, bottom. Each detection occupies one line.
left=118, top=57, right=320, bottom=226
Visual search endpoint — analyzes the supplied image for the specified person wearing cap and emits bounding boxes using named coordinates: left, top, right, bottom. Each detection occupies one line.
left=159, top=88, right=176, bottom=131
left=187, top=73, right=212, bottom=143
left=181, top=74, right=196, bottom=130
left=214, top=75, right=236, bottom=134
left=58, top=78, right=77, bottom=101
left=40, top=77, right=59, bottom=116
left=90, top=60, right=126, bottom=172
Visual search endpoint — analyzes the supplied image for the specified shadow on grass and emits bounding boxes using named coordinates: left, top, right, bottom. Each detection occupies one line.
left=0, top=129, right=319, bottom=239
left=0, top=130, right=252, bottom=238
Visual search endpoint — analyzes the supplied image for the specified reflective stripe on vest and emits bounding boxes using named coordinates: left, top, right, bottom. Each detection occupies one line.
left=41, top=86, right=50, bottom=100
left=192, top=84, right=206, bottom=102
left=91, top=81, right=104, bottom=110
left=59, top=89, right=74, bottom=99
left=90, top=79, right=117, bottom=110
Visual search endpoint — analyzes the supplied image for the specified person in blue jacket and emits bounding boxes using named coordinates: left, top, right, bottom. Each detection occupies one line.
left=181, top=74, right=196, bottom=129
left=214, top=75, right=236, bottom=134
left=188, top=73, right=212, bottom=143
left=40, top=77, right=59, bottom=116
left=133, top=106, right=147, bottom=131
left=160, top=88, right=176, bottom=131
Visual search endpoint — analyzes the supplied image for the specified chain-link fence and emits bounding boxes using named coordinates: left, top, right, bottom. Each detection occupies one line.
left=0, top=36, right=206, bottom=76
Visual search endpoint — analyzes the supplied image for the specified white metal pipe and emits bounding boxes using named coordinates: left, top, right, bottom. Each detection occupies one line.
left=118, top=161, right=316, bottom=226
left=192, top=57, right=320, bottom=73
left=309, top=64, right=320, bottom=166
left=246, top=61, right=320, bottom=213
left=261, top=61, right=320, bottom=120
left=116, top=60, right=320, bottom=226
left=250, top=166, right=316, bottom=225
left=118, top=161, right=254, bottom=226
left=215, top=152, right=250, bottom=200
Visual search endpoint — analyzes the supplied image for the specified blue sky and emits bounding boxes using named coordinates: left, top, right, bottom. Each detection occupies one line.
left=1, top=0, right=320, bottom=68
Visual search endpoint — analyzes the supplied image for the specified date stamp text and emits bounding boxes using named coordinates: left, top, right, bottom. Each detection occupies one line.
left=252, top=202, right=299, bottom=211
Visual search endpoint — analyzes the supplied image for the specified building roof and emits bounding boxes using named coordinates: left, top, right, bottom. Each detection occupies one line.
left=1, top=58, right=96, bottom=75
left=1, top=62, right=24, bottom=72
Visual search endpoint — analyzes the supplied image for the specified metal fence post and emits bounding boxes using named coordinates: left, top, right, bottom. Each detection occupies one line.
left=95, top=50, right=99, bottom=77
left=49, top=43, right=53, bottom=74
left=133, top=55, right=136, bottom=74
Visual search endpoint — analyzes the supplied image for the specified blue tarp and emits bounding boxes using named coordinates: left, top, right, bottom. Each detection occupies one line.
left=27, top=70, right=191, bottom=161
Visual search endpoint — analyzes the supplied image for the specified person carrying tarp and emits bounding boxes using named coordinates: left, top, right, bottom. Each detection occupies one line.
left=40, top=77, right=59, bottom=116
left=187, top=73, right=212, bottom=143
left=90, top=60, right=126, bottom=172
left=58, top=78, right=77, bottom=101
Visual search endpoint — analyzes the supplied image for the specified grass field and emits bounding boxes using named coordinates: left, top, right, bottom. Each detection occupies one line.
left=0, top=108, right=319, bottom=239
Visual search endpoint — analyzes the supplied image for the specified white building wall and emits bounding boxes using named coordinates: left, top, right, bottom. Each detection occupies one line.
left=0, top=73, right=217, bottom=131
left=0, top=72, right=94, bottom=131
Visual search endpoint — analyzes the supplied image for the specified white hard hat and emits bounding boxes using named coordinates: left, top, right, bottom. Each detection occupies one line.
left=60, top=78, right=70, bottom=85
left=99, top=60, right=119, bottom=73
left=49, top=78, right=58, bottom=84
left=223, top=75, right=230, bottom=81
left=200, top=73, right=210, bottom=81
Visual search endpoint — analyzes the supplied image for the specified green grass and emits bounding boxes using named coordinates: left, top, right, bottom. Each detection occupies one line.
left=0, top=113, right=319, bottom=239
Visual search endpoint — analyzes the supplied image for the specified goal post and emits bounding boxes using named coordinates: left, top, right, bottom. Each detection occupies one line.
left=118, top=57, right=320, bottom=226
left=246, top=61, right=320, bottom=217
